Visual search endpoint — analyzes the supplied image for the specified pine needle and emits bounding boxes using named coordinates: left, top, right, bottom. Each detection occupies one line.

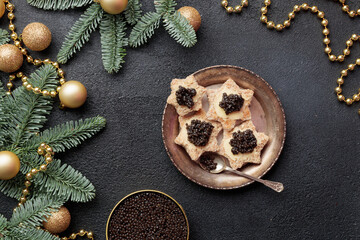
left=0, top=28, right=10, bottom=45
left=100, top=14, right=128, bottom=74
left=124, top=0, right=142, bottom=25
left=128, top=12, right=162, bottom=47
left=57, top=3, right=103, bottom=64
left=27, top=0, right=92, bottom=10
left=154, top=0, right=176, bottom=15
left=163, top=11, right=197, bottom=48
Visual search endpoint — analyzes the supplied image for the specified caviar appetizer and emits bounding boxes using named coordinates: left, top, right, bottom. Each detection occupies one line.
left=175, top=110, right=222, bottom=160
left=207, top=79, right=253, bottom=130
left=220, top=121, right=269, bottom=170
left=167, top=75, right=206, bottom=116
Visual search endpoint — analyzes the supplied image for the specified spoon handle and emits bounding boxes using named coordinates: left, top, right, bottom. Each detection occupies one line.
left=225, top=168, right=284, bottom=193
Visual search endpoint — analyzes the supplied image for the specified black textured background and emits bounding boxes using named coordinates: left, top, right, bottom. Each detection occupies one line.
left=1, top=0, right=360, bottom=239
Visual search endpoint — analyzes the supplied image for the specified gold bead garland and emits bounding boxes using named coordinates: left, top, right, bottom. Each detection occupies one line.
left=3, top=0, right=66, bottom=97
left=222, top=0, right=360, bottom=115
left=221, top=0, right=249, bottom=13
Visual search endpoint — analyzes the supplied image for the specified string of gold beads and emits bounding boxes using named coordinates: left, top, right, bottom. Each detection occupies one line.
left=335, top=64, right=360, bottom=106
left=15, top=143, right=54, bottom=210
left=337, top=0, right=360, bottom=18
left=61, top=230, right=94, bottom=240
left=4, top=0, right=66, bottom=96
left=221, top=0, right=248, bottom=13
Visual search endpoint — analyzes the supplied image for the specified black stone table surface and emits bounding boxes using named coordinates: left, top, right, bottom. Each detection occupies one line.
left=0, top=0, right=359, bottom=239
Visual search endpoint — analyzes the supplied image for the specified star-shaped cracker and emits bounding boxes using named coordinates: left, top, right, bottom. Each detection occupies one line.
left=167, top=75, right=206, bottom=116
left=207, top=78, right=253, bottom=130
left=175, top=110, right=222, bottom=161
left=220, top=120, right=269, bottom=170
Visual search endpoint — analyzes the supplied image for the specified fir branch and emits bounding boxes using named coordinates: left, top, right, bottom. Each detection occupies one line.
left=0, top=174, right=24, bottom=199
left=7, top=227, right=59, bottom=240
left=154, top=0, right=176, bottom=15
left=2, top=65, right=58, bottom=147
left=124, top=0, right=142, bottom=25
left=34, top=159, right=95, bottom=202
left=0, top=29, right=10, bottom=45
left=100, top=14, right=127, bottom=74
left=24, top=116, right=106, bottom=152
left=57, top=3, right=103, bottom=64
left=27, top=0, right=92, bottom=10
left=128, top=12, right=161, bottom=47
left=9, top=196, right=64, bottom=228
left=163, top=11, right=197, bottom=48
left=0, top=214, right=8, bottom=234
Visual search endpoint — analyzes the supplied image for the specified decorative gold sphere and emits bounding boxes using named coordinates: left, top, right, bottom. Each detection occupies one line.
left=0, top=151, right=20, bottom=180
left=0, top=44, right=23, bottom=73
left=100, top=0, right=128, bottom=15
left=59, top=81, right=87, bottom=108
left=22, top=22, right=52, bottom=51
left=43, top=206, right=71, bottom=234
left=178, top=6, right=201, bottom=32
left=0, top=1, right=5, bottom=19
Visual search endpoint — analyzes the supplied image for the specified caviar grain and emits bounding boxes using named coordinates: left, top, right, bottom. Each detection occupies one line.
left=176, top=86, right=197, bottom=108
left=186, top=120, right=214, bottom=146
left=219, top=93, right=244, bottom=115
left=199, top=153, right=217, bottom=171
left=230, top=129, right=257, bottom=154
left=108, top=192, right=188, bottom=240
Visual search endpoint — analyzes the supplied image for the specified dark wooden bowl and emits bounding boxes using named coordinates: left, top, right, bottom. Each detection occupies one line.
left=162, top=65, right=286, bottom=189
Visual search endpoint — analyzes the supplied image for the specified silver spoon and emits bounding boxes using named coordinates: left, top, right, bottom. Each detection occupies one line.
left=200, top=157, right=284, bottom=192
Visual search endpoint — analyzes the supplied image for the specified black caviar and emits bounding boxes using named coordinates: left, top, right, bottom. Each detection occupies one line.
left=186, top=120, right=214, bottom=146
left=230, top=129, right=257, bottom=154
left=219, top=93, right=244, bottom=115
left=199, top=153, right=217, bottom=171
left=108, top=192, right=188, bottom=240
left=176, top=86, right=197, bottom=108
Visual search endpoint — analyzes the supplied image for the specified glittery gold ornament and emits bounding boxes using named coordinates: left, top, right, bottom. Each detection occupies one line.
left=0, top=0, right=5, bottom=19
left=59, top=81, right=87, bottom=108
left=22, top=22, right=52, bottom=51
left=100, top=0, right=128, bottom=14
left=0, top=44, right=23, bottom=73
left=43, top=206, right=71, bottom=234
left=0, top=151, right=20, bottom=180
left=178, top=6, right=201, bottom=32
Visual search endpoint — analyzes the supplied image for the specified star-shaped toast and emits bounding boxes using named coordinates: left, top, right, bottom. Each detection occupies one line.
left=220, top=120, right=269, bottom=170
left=175, top=110, right=222, bottom=161
left=167, top=75, right=206, bottom=116
left=207, top=79, right=253, bottom=130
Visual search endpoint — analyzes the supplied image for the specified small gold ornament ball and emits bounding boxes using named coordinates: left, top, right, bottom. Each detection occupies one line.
left=100, top=0, right=128, bottom=14
left=0, top=44, right=23, bottom=73
left=178, top=6, right=201, bottom=32
left=22, top=22, right=52, bottom=51
left=0, top=151, right=20, bottom=180
left=43, top=206, right=71, bottom=234
left=59, top=81, right=87, bottom=108
left=0, top=0, right=5, bottom=19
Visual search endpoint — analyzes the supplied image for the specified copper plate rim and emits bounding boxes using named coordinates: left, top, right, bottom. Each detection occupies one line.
left=162, top=65, right=287, bottom=190
left=106, top=189, right=190, bottom=240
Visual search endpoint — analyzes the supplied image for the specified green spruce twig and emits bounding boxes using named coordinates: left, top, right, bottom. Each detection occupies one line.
left=57, top=3, right=104, bottom=64
left=27, top=0, right=92, bottom=10
left=0, top=29, right=10, bottom=45
left=124, top=0, right=142, bottom=25
left=129, top=0, right=197, bottom=48
left=100, top=14, right=128, bottom=74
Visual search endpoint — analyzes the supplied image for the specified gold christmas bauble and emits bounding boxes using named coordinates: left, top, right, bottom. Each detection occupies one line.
left=59, top=81, right=87, bottom=108
left=0, top=151, right=20, bottom=180
left=22, top=22, right=52, bottom=51
left=100, top=0, right=128, bottom=14
left=43, top=206, right=71, bottom=234
left=178, top=6, right=201, bottom=32
left=0, top=44, right=23, bottom=73
left=0, top=1, right=5, bottom=19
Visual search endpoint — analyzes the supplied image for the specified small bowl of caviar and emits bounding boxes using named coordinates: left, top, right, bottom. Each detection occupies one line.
left=106, top=190, right=189, bottom=240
